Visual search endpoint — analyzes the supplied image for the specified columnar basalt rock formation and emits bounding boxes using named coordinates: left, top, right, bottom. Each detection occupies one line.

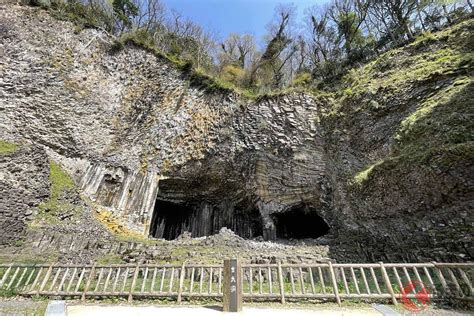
left=0, top=3, right=472, bottom=263
left=0, top=145, right=49, bottom=245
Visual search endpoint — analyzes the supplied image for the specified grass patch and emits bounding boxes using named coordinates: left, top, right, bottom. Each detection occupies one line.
left=49, top=161, right=74, bottom=199
left=34, top=161, right=79, bottom=224
left=0, top=140, right=19, bottom=154
left=0, top=252, right=59, bottom=265
left=96, top=254, right=126, bottom=265
left=352, top=161, right=383, bottom=186
left=0, top=288, right=19, bottom=298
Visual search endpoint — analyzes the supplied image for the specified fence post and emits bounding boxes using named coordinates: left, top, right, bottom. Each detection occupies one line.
left=432, top=261, right=449, bottom=294
left=128, top=264, right=140, bottom=303
left=328, top=262, right=341, bottom=306
left=177, top=262, right=186, bottom=303
left=39, top=263, right=54, bottom=294
left=0, top=264, right=13, bottom=288
left=379, top=262, right=397, bottom=305
left=277, top=262, right=285, bottom=304
left=82, top=265, right=96, bottom=301
left=223, top=259, right=242, bottom=312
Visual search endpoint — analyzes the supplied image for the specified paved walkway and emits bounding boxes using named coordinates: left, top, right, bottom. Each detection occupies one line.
left=65, top=304, right=474, bottom=316
left=66, top=305, right=382, bottom=316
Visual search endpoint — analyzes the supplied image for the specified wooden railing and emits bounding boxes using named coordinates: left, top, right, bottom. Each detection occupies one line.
left=0, top=262, right=472, bottom=305
left=0, top=263, right=222, bottom=302
left=241, top=262, right=473, bottom=304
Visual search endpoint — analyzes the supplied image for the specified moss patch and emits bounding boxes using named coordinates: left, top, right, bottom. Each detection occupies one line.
left=49, top=161, right=74, bottom=199
left=395, top=77, right=473, bottom=154
left=352, top=161, right=383, bottom=186
left=0, top=140, right=19, bottom=154
left=351, top=142, right=474, bottom=187
left=34, top=161, right=79, bottom=224
left=0, top=252, right=59, bottom=265
left=338, top=19, right=473, bottom=113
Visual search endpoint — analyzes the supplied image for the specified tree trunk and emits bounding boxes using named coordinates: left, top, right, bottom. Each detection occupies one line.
left=416, top=1, right=427, bottom=32
left=467, top=0, right=474, bottom=13
left=442, top=5, right=452, bottom=24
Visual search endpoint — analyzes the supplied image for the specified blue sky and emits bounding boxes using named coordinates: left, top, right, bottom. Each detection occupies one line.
left=162, top=0, right=329, bottom=42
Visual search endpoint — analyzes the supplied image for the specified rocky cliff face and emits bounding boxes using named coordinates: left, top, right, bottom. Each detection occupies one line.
left=0, top=3, right=472, bottom=263
left=322, top=20, right=473, bottom=262
left=0, top=145, right=49, bottom=244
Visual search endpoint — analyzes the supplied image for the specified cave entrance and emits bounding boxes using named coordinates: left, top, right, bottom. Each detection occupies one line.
left=272, top=205, right=329, bottom=239
left=149, top=198, right=264, bottom=240
left=149, top=199, right=193, bottom=240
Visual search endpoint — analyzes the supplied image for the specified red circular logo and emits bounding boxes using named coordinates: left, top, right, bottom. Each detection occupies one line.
left=401, top=280, right=430, bottom=312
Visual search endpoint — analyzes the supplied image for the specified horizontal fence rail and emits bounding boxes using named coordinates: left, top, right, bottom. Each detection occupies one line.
left=0, top=262, right=472, bottom=305
left=241, top=262, right=474, bottom=305
left=0, top=263, right=223, bottom=302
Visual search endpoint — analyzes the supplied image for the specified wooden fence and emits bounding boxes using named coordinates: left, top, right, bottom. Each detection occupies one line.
left=0, top=262, right=472, bottom=305
left=241, top=262, right=473, bottom=304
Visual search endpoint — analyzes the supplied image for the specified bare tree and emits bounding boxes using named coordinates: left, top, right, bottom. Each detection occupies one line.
left=132, top=0, right=166, bottom=32
left=370, top=0, right=419, bottom=42
left=220, top=33, right=257, bottom=69
left=249, top=4, right=297, bottom=88
left=329, top=0, right=370, bottom=56
left=302, top=4, right=343, bottom=79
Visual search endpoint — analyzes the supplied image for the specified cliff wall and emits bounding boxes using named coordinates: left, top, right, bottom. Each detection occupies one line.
left=0, top=2, right=472, bottom=262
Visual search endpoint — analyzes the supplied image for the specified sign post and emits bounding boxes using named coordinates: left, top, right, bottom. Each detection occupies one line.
left=223, top=259, right=242, bottom=312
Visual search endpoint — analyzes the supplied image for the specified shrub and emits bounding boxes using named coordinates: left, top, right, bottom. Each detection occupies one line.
left=291, top=72, right=312, bottom=87
left=219, top=65, right=245, bottom=86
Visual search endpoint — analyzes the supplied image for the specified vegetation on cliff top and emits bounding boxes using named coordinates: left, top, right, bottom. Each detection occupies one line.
left=340, top=19, right=473, bottom=187
left=34, top=0, right=473, bottom=98
left=340, top=19, right=473, bottom=101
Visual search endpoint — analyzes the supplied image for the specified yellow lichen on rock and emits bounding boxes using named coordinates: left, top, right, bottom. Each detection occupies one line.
left=95, top=208, right=147, bottom=241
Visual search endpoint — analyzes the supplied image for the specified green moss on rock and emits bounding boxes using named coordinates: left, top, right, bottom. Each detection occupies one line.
left=352, top=161, right=382, bottom=186
left=352, top=142, right=474, bottom=187
left=395, top=77, right=473, bottom=155
left=49, top=161, right=74, bottom=199
left=338, top=19, right=473, bottom=114
left=35, top=161, right=78, bottom=224
left=0, top=140, right=19, bottom=154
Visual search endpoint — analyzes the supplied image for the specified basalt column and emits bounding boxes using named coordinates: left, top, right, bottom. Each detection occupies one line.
left=149, top=198, right=263, bottom=240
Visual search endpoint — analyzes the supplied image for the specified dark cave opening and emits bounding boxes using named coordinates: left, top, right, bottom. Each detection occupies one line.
left=149, top=198, right=263, bottom=240
left=149, top=200, right=194, bottom=240
left=272, top=206, right=329, bottom=239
